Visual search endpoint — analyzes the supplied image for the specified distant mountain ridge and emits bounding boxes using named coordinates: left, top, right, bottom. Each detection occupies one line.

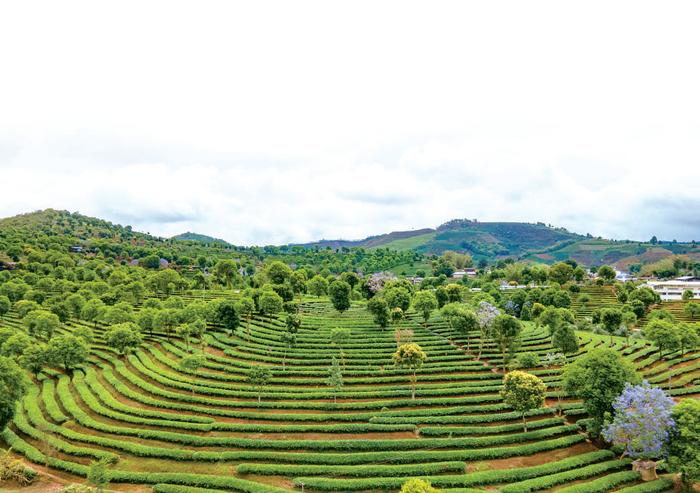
left=293, top=218, right=700, bottom=267
left=172, top=231, right=232, bottom=246
left=296, top=220, right=581, bottom=257
left=1, top=209, right=698, bottom=268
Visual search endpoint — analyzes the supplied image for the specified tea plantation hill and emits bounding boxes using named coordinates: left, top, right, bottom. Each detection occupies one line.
left=0, top=208, right=698, bottom=492
left=1, top=293, right=697, bottom=492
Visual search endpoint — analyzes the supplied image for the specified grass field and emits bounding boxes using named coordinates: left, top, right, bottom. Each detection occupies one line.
left=1, top=294, right=698, bottom=493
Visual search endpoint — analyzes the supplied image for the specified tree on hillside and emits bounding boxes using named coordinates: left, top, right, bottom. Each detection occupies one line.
left=1, top=333, right=31, bottom=359
left=552, top=324, right=579, bottom=355
left=247, top=365, right=272, bottom=402
left=24, top=310, right=60, bottom=340
left=600, top=307, right=624, bottom=345
left=64, top=293, right=85, bottom=320
left=47, top=334, right=88, bottom=372
left=307, top=275, right=329, bottom=297
left=628, top=286, right=660, bottom=311
left=684, top=302, right=700, bottom=320
left=678, top=323, right=700, bottom=355
left=413, top=291, right=438, bottom=326
left=259, top=290, right=284, bottom=317
left=179, top=352, right=206, bottom=394
left=597, top=265, right=616, bottom=281
left=367, top=297, right=390, bottom=329
left=0, top=356, right=28, bottom=431
left=385, top=287, right=411, bottom=313
left=475, top=301, right=500, bottom=360
left=339, top=272, right=360, bottom=291
left=491, top=314, right=523, bottom=372
left=265, top=261, right=292, bottom=285
left=19, top=344, right=51, bottom=377
left=444, top=284, right=464, bottom=304
left=236, top=297, right=256, bottom=339
left=290, top=270, right=308, bottom=303
left=643, top=319, right=681, bottom=358
left=136, top=307, right=157, bottom=336
left=0, top=296, right=10, bottom=320
left=548, top=262, right=574, bottom=285
left=667, top=398, right=700, bottom=489
left=393, top=343, right=426, bottom=400
left=212, top=259, right=240, bottom=288
left=326, top=357, right=344, bottom=403
left=186, top=318, right=208, bottom=349
left=450, top=308, right=479, bottom=351
left=562, top=348, right=639, bottom=436
left=500, top=371, right=546, bottom=431
left=328, top=280, right=351, bottom=313
left=280, top=329, right=297, bottom=371
left=602, top=381, right=675, bottom=466
left=329, top=327, right=350, bottom=365
left=154, top=308, right=180, bottom=339
left=286, top=313, right=302, bottom=335
left=681, top=289, right=694, bottom=301
left=215, top=299, right=240, bottom=335
left=391, top=307, right=405, bottom=330
left=538, top=307, right=563, bottom=334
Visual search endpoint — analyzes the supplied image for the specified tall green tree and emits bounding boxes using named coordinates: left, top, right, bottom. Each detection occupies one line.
left=247, top=365, right=272, bottom=402
left=562, top=348, right=639, bottom=436
left=552, top=324, right=579, bottom=355
left=367, top=297, right=390, bottom=329
left=393, top=343, right=426, bottom=400
left=328, top=280, right=351, bottom=313
left=104, top=322, right=143, bottom=357
left=326, top=357, right=344, bottom=403
left=179, top=352, right=206, bottom=394
left=215, top=300, right=240, bottom=334
left=265, top=261, right=293, bottom=285
left=643, top=319, right=681, bottom=358
left=667, top=398, right=700, bottom=488
left=0, top=356, right=28, bottom=431
left=413, top=291, right=438, bottom=326
left=500, top=370, right=546, bottom=431
left=259, top=290, right=284, bottom=316
left=600, top=307, right=624, bottom=345
left=491, top=314, right=523, bottom=372
left=47, top=334, right=89, bottom=372
left=0, top=295, right=10, bottom=320
left=236, top=297, right=255, bottom=339
left=307, top=275, right=329, bottom=297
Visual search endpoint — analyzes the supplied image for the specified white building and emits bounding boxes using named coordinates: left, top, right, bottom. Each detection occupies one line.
left=452, top=268, right=477, bottom=280
left=615, top=270, right=636, bottom=282
left=645, top=277, right=700, bottom=301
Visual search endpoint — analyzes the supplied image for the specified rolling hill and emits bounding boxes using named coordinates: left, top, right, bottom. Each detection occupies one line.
left=297, top=218, right=700, bottom=267
left=298, top=219, right=581, bottom=257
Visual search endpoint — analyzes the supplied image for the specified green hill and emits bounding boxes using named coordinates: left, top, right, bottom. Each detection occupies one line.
left=172, top=231, right=232, bottom=246
left=299, top=218, right=700, bottom=267
left=300, top=219, right=582, bottom=258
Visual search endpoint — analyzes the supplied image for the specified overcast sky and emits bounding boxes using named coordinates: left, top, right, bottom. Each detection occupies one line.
left=1, top=1, right=699, bottom=245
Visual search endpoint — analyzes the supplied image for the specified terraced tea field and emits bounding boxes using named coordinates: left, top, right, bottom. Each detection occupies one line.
left=1, top=297, right=698, bottom=493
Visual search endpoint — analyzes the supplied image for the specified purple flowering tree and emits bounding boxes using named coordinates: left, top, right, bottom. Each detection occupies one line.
left=503, top=299, right=520, bottom=317
left=602, top=380, right=675, bottom=476
left=476, top=301, right=500, bottom=359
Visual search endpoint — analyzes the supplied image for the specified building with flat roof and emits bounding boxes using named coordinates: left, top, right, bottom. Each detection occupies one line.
left=645, top=278, right=700, bottom=301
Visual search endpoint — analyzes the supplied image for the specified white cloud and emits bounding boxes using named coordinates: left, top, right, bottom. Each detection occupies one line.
left=1, top=1, right=699, bottom=244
